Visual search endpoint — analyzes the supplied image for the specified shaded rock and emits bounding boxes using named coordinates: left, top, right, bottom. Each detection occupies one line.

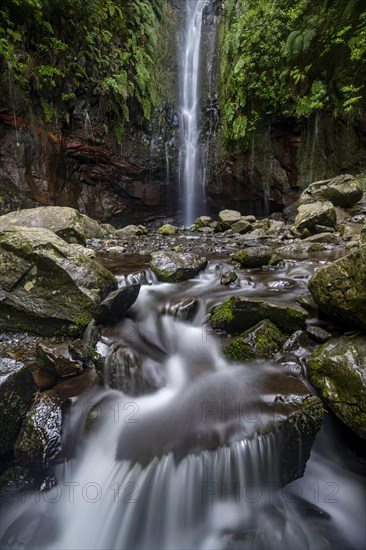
left=308, top=335, right=366, bottom=438
left=150, top=251, right=207, bottom=282
left=94, top=284, right=140, bottom=325
left=304, top=232, right=340, bottom=244
left=0, top=226, right=117, bottom=335
left=308, top=245, right=366, bottom=329
left=102, top=345, right=155, bottom=396
left=223, top=320, right=285, bottom=361
left=298, top=174, right=363, bottom=208
left=14, top=391, right=62, bottom=468
left=0, top=206, right=108, bottom=245
left=157, top=224, right=178, bottom=236
left=219, top=209, right=242, bottom=228
left=36, top=343, right=83, bottom=378
left=295, top=201, right=336, bottom=235
left=162, top=297, right=199, bottom=322
left=194, top=216, right=212, bottom=228
left=231, top=219, right=251, bottom=234
left=232, top=247, right=273, bottom=268
left=306, top=325, right=332, bottom=343
left=209, top=296, right=307, bottom=334
left=116, top=365, right=323, bottom=485
left=0, top=358, right=37, bottom=457
left=283, top=330, right=312, bottom=355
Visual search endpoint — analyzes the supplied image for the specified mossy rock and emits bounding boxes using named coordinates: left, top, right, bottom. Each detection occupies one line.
left=0, top=206, right=109, bottom=245
left=308, top=335, right=366, bottom=438
left=0, top=226, right=117, bottom=335
left=232, top=247, right=273, bottom=268
left=0, top=358, right=37, bottom=457
left=150, top=251, right=207, bottom=282
left=295, top=201, right=336, bottom=235
left=308, top=244, right=366, bottom=330
left=209, top=296, right=307, bottom=334
left=157, top=224, right=178, bottom=236
left=298, top=174, right=363, bottom=208
left=223, top=320, right=285, bottom=361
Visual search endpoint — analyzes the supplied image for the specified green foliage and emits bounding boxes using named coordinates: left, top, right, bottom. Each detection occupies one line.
left=0, top=0, right=164, bottom=127
left=221, top=0, right=366, bottom=145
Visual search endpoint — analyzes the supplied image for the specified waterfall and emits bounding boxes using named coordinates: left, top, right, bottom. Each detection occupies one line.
left=180, top=0, right=207, bottom=227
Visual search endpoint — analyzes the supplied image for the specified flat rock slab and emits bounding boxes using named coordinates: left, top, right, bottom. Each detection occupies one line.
left=150, top=251, right=207, bottom=282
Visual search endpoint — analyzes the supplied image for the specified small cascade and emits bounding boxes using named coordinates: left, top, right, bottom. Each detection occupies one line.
left=180, top=0, right=207, bottom=226
left=84, top=110, right=96, bottom=144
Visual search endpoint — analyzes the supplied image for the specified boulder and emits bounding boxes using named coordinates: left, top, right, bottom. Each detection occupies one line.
left=308, top=245, right=366, bottom=329
left=294, top=201, right=336, bottom=235
left=116, top=225, right=146, bottom=237
left=194, top=216, right=212, bottom=228
left=0, top=358, right=37, bottom=457
left=219, top=209, right=242, bottom=228
left=232, top=247, right=274, bottom=268
left=0, top=226, right=117, bottom=335
left=150, top=251, right=207, bottom=282
left=220, top=271, right=239, bottom=287
left=94, top=284, right=140, bottom=325
left=209, top=296, right=307, bottom=334
left=101, top=345, right=156, bottom=395
left=162, top=297, right=200, bottom=322
left=14, top=391, right=62, bottom=468
left=298, top=174, right=363, bottom=208
left=157, top=224, right=178, bottom=236
left=223, top=320, right=285, bottom=361
left=0, top=206, right=108, bottom=245
left=36, top=343, right=83, bottom=379
left=231, top=219, right=252, bottom=234
left=308, top=335, right=366, bottom=438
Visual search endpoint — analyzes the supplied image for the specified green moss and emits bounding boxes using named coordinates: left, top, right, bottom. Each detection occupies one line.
left=210, top=298, right=235, bottom=329
left=223, top=338, right=254, bottom=361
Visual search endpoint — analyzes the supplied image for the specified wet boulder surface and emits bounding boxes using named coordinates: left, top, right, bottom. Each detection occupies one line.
left=150, top=251, right=207, bottom=282
left=308, top=335, right=366, bottom=438
left=0, top=226, right=117, bottom=335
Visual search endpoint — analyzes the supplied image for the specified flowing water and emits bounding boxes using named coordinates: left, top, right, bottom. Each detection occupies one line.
left=180, top=0, right=207, bottom=226
left=1, top=258, right=365, bottom=550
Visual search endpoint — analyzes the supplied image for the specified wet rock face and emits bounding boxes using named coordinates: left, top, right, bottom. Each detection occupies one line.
left=0, top=359, right=37, bottom=457
left=0, top=206, right=109, bottom=245
left=308, top=245, right=366, bottom=330
left=209, top=296, right=307, bottom=334
left=308, top=335, right=366, bottom=438
left=223, top=320, right=285, bottom=361
left=14, top=391, right=62, bottom=468
left=232, top=247, right=274, bottom=268
left=116, top=365, right=323, bottom=485
left=0, top=226, right=117, bottom=335
left=150, top=251, right=207, bottom=282
left=94, top=284, right=141, bottom=325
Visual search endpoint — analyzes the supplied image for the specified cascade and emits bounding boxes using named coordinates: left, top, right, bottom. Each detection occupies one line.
left=180, top=0, right=207, bottom=226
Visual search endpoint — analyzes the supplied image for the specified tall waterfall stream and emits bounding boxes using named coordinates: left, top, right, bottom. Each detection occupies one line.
left=0, top=257, right=365, bottom=549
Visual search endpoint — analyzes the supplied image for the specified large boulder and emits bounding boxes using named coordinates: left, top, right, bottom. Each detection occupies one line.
left=294, top=201, right=336, bottom=235
left=150, top=251, right=207, bottom=282
left=298, top=174, right=364, bottom=208
left=219, top=209, right=242, bottom=229
left=0, top=359, right=37, bottom=457
left=0, top=226, right=117, bottom=335
left=0, top=206, right=109, bottom=245
left=209, top=296, right=307, bottom=334
left=308, top=335, right=366, bottom=438
left=308, top=245, right=366, bottom=329
left=232, top=247, right=275, bottom=268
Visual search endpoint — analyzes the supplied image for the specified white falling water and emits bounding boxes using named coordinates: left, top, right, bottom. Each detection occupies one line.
left=180, top=0, right=207, bottom=227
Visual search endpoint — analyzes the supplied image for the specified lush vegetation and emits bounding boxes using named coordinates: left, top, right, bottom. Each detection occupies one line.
left=221, top=0, right=366, bottom=144
left=0, top=0, right=166, bottom=135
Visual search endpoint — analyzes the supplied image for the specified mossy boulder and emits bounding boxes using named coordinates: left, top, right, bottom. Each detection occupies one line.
left=0, top=226, right=117, bottom=335
left=219, top=209, right=242, bottom=229
left=0, top=206, right=109, bottom=245
left=150, top=251, right=207, bottom=282
left=157, top=224, right=178, bottom=236
left=14, top=390, right=62, bottom=468
left=116, top=224, right=146, bottom=237
left=194, top=216, right=212, bottom=228
left=308, top=245, right=366, bottom=329
left=294, top=201, right=336, bottom=235
left=231, top=219, right=252, bottom=234
left=223, top=320, right=285, bottom=361
left=232, top=247, right=274, bottom=268
left=308, top=335, right=366, bottom=438
left=209, top=296, right=307, bottom=334
left=0, top=358, right=37, bottom=457
left=298, top=174, right=363, bottom=208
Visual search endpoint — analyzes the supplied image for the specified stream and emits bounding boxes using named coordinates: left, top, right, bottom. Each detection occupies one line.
left=0, top=256, right=365, bottom=549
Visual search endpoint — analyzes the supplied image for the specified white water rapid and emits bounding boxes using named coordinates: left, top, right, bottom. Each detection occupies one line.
left=180, top=0, right=207, bottom=226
